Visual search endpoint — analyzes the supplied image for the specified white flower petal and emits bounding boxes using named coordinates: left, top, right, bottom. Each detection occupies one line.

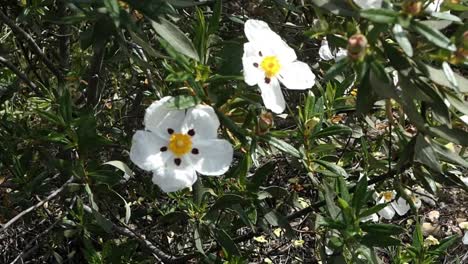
left=463, top=232, right=468, bottom=245
left=392, top=197, right=411, bottom=216
left=244, top=19, right=296, bottom=63
left=278, top=61, right=315, bottom=90
left=192, top=139, right=233, bottom=175
left=425, top=0, right=443, bottom=13
left=378, top=204, right=396, bottom=220
left=361, top=213, right=379, bottom=222
left=354, top=0, right=383, bottom=9
left=144, top=97, right=186, bottom=138
left=319, top=40, right=335, bottom=61
left=152, top=166, right=197, bottom=193
left=182, top=105, right=220, bottom=140
left=259, top=77, right=286, bottom=114
left=130, top=131, right=171, bottom=171
left=244, top=19, right=273, bottom=43
left=242, top=44, right=264, bottom=86
left=335, top=48, right=348, bottom=61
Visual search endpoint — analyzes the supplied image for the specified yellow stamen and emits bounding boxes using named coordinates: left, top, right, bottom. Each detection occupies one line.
left=382, top=191, right=394, bottom=202
left=168, top=133, right=192, bottom=157
left=260, top=56, right=281, bottom=78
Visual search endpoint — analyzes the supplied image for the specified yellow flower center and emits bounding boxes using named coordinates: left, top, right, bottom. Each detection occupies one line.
left=168, top=133, right=192, bottom=157
left=261, top=56, right=281, bottom=78
left=382, top=191, right=394, bottom=202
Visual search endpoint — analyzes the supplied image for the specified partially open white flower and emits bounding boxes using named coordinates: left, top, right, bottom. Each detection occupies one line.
left=242, top=19, right=316, bottom=113
left=318, top=39, right=347, bottom=61
left=354, top=0, right=383, bottom=9
left=375, top=191, right=413, bottom=220
left=130, top=97, right=233, bottom=192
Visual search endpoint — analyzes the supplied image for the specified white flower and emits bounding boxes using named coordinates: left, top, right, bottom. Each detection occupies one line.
left=318, top=39, right=347, bottom=61
left=130, top=96, right=233, bottom=193
left=375, top=191, right=413, bottom=220
left=242, top=19, right=316, bottom=113
left=425, top=0, right=443, bottom=13
left=361, top=213, right=379, bottom=222
left=354, top=0, right=383, bottom=9
left=463, top=232, right=468, bottom=245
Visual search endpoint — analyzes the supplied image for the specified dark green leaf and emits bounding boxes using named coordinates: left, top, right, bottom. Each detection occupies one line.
left=411, top=20, right=456, bottom=51
left=360, top=9, right=398, bottom=24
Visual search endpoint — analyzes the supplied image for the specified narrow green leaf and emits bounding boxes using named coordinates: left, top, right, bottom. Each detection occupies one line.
left=360, top=9, right=398, bottom=24
left=151, top=17, right=200, bottom=61
left=314, top=159, right=349, bottom=178
left=392, top=24, right=413, bottom=57
left=411, top=20, right=456, bottom=51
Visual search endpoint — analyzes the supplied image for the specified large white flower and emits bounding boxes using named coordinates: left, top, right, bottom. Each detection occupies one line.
left=354, top=0, right=383, bottom=9
left=318, top=39, right=347, bottom=61
left=130, top=97, right=233, bottom=192
left=242, top=19, right=315, bottom=113
left=375, top=191, right=422, bottom=220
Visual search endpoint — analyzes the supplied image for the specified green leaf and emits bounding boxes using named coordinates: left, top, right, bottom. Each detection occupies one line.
left=412, top=222, right=424, bottom=250
left=432, top=234, right=459, bottom=252
left=361, top=234, right=401, bottom=247
left=430, top=12, right=462, bottom=23
left=313, top=159, right=349, bottom=178
left=411, top=20, right=456, bottom=51
left=103, top=160, right=134, bottom=178
left=323, top=57, right=350, bottom=82
left=359, top=203, right=389, bottom=218
left=360, top=9, right=398, bottom=24
left=352, top=176, right=369, bottom=213
left=392, top=24, right=413, bottom=57
left=212, top=228, right=240, bottom=256
left=103, top=0, right=120, bottom=27
left=361, top=223, right=405, bottom=236
left=262, top=135, right=301, bottom=158
left=420, top=64, right=468, bottom=93
left=311, top=125, right=352, bottom=139
left=442, top=62, right=459, bottom=91
left=247, top=161, right=275, bottom=191
left=414, top=135, right=441, bottom=173
left=311, top=0, right=357, bottom=17
left=151, top=17, right=200, bottom=61
left=165, top=95, right=201, bottom=110
left=428, top=125, right=468, bottom=146
left=210, top=194, right=246, bottom=211
left=432, top=144, right=468, bottom=168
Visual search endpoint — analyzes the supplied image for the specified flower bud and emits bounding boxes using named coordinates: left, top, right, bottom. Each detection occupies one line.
left=257, top=111, right=274, bottom=135
left=347, top=34, right=368, bottom=61
left=402, top=0, right=423, bottom=16
left=304, top=117, right=320, bottom=136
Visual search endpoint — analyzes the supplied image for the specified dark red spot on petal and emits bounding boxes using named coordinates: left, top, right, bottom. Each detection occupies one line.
left=160, top=146, right=167, bottom=152
left=174, top=158, right=181, bottom=166
left=167, top=128, right=174, bottom=134
left=265, top=77, right=271, bottom=84
left=259, top=51, right=263, bottom=57
left=191, top=148, right=199, bottom=155
left=253, top=62, right=259, bottom=68
left=188, top=129, right=195, bottom=136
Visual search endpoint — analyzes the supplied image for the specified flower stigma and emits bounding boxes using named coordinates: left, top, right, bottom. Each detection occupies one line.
left=168, top=133, right=192, bottom=156
left=261, top=56, right=281, bottom=78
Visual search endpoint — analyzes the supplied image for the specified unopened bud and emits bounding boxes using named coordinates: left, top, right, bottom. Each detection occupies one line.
left=403, top=0, right=423, bottom=16
left=347, top=34, right=368, bottom=61
left=257, top=112, right=274, bottom=135
left=304, top=117, right=320, bottom=135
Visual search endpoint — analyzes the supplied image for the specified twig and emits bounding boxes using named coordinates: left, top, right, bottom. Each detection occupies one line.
left=0, top=9, right=63, bottom=80
left=10, top=219, right=61, bottom=264
left=0, top=176, right=74, bottom=233
left=0, top=55, right=38, bottom=92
